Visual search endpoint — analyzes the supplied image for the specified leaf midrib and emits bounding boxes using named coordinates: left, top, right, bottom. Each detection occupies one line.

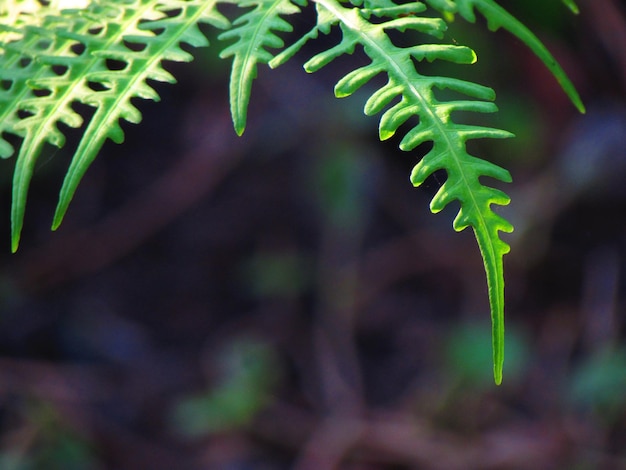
left=314, top=0, right=498, bottom=262
left=314, top=0, right=506, bottom=382
left=11, top=0, right=156, bottom=251
left=233, top=0, right=290, bottom=133
left=55, top=1, right=220, bottom=227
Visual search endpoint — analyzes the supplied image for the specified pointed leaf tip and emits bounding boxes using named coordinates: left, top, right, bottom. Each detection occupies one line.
left=561, top=0, right=580, bottom=15
left=11, top=234, right=20, bottom=254
left=494, top=368, right=502, bottom=385
left=51, top=212, right=64, bottom=232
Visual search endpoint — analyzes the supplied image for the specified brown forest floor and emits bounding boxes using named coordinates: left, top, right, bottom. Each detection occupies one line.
left=0, top=2, right=624, bottom=469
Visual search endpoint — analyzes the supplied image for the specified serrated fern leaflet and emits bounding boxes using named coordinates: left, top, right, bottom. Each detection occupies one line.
left=218, top=0, right=306, bottom=136
left=273, top=0, right=514, bottom=383
left=0, top=0, right=229, bottom=251
left=423, top=0, right=585, bottom=113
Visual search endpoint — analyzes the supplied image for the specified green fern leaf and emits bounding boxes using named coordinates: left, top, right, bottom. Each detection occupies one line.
left=53, top=0, right=229, bottom=234
left=0, top=0, right=229, bottom=251
left=0, top=27, right=42, bottom=158
left=424, top=0, right=586, bottom=113
left=289, top=0, right=514, bottom=383
left=0, top=0, right=585, bottom=385
left=269, top=2, right=337, bottom=69
left=218, top=0, right=306, bottom=136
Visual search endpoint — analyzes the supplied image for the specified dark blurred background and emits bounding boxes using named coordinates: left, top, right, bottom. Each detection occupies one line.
left=0, top=1, right=624, bottom=468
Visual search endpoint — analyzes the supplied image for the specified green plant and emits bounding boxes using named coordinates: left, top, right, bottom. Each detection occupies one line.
left=0, top=0, right=584, bottom=384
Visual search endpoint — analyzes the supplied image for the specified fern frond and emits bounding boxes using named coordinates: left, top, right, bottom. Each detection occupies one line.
left=0, top=1, right=57, bottom=38
left=288, top=0, right=514, bottom=383
left=423, top=0, right=586, bottom=113
left=269, top=2, right=337, bottom=69
left=0, top=0, right=229, bottom=251
left=218, top=0, right=306, bottom=135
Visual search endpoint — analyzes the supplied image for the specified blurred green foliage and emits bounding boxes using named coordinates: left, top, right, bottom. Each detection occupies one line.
left=0, top=399, right=97, bottom=470
left=242, top=252, right=310, bottom=299
left=171, top=338, right=280, bottom=437
left=569, top=346, right=626, bottom=423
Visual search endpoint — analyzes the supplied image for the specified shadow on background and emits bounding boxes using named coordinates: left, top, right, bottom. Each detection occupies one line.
left=0, top=1, right=624, bottom=469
